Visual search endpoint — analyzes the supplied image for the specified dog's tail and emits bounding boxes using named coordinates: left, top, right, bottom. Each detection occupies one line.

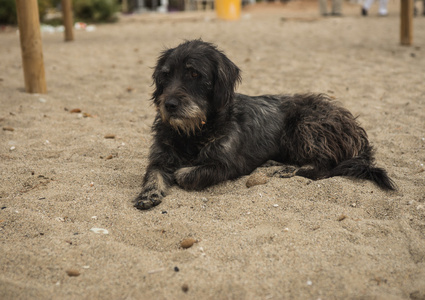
left=329, top=156, right=397, bottom=191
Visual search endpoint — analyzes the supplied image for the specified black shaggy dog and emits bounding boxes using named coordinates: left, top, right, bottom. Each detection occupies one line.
left=134, top=40, right=396, bottom=210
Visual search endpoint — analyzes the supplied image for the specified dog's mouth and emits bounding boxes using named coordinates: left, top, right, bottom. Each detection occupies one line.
left=161, top=109, right=206, bottom=136
left=167, top=115, right=206, bottom=135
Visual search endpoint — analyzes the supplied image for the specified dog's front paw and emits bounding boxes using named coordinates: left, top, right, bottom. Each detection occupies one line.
left=134, top=189, right=164, bottom=210
left=175, top=167, right=197, bottom=190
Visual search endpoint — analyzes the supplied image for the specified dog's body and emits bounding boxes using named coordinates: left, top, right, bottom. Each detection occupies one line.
left=135, top=40, right=395, bottom=210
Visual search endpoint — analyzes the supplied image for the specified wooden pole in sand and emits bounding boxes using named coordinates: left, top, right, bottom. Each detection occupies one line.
left=16, top=0, right=47, bottom=94
left=122, top=0, right=129, bottom=13
left=400, top=0, right=413, bottom=45
left=62, top=0, right=74, bottom=41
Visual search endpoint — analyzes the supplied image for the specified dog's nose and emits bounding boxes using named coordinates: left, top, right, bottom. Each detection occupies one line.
left=165, top=98, right=179, bottom=112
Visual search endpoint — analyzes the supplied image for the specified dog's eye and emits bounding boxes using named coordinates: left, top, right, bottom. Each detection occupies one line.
left=191, top=71, right=199, bottom=78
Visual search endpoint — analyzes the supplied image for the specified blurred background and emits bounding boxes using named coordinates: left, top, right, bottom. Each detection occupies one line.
left=1, top=0, right=423, bottom=25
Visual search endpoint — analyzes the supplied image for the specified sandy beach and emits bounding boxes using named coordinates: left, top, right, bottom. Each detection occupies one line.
left=1, top=0, right=425, bottom=298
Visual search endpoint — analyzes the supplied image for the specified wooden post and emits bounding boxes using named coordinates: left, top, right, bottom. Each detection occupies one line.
left=122, top=0, right=129, bottom=13
left=15, top=0, right=47, bottom=94
left=400, top=0, right=413, bottom=45
left=62, top=0, right=74, bottom=41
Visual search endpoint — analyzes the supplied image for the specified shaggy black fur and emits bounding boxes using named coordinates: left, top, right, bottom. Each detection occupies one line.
left=134, top=40, right=396, bottom=210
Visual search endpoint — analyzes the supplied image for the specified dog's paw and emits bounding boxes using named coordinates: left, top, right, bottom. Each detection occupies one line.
left=272, top=166, right=298, bottom=178
left=134, top=189, right=163, bottom=210
left=175, top=166, right=197, bottom=190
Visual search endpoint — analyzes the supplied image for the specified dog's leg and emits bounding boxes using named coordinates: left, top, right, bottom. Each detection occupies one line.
left=134, top=124, right=193, bottom=209
left=294, top=167, right=327, bottom=180
left=135, top=140, right=178, bottom=210
left=134, top=167, right=171, bottom=210
left=272, top=166, right=298, bottom=178
left=261, top=160, right=284, bottom=167
left=175, top=164, right=233, bottom=190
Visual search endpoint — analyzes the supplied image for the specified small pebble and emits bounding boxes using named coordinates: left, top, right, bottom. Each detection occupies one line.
left=90, top=228, right=109, bottom=234
left=174, top=266, right=179, bottom=272
left=66, top=269, right=80, bottom=277
left=39, top=98, right=47, bottom=103
left=182, top=284, right=189, bottom=293
left=9, top=146, right=15, bottom=151
left=273, top=204, right=279, bottom=207
left=246, top=172, right=268, bottom=188
left=337, top=214, right=347, bottom=221
left=180, top=238, right=197, bottom=249
left=148, top=268, right=164, bottom=274
left=104, top=134, right=115, bottom=139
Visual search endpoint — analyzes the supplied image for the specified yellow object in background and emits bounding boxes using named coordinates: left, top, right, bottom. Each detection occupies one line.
left=215, top=0, right=241, bottom=20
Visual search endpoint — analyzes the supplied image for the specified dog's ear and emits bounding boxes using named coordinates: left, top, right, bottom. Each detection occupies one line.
left=152, top=48, right=174, bottom=105
left=213, top=51, right=241, bottom=111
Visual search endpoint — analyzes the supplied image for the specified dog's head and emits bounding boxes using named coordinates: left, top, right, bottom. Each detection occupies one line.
left=151, top=40, right=241, bottom=135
